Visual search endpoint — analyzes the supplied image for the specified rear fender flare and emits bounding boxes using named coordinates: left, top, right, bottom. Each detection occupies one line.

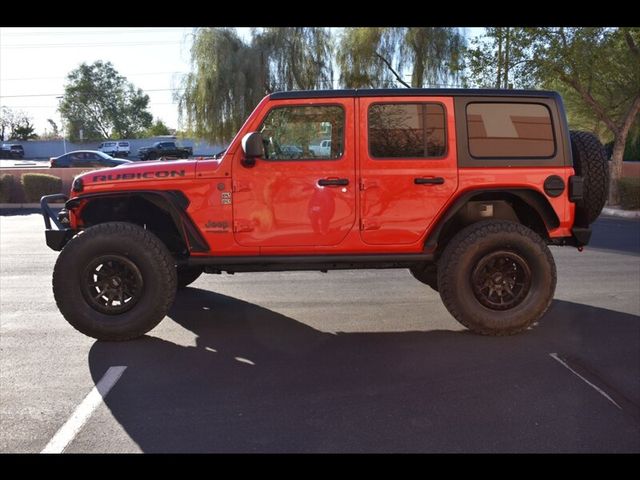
left=425, top=188, right=560, bottom=252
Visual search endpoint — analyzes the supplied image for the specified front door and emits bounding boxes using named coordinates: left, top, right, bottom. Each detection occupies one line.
left=232, top=99, right=356, bottom=248
left=359, top=96, right=458, bottom=245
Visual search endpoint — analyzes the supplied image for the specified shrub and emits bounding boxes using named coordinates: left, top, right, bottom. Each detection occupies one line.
left=0, top=174, right=15, bottom=203
left=618, top=178, right=640, bottom=210
left=21, top=173, right=63, bottom=203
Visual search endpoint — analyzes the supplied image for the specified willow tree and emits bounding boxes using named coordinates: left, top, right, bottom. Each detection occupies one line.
left=178, top=28, right=265, bottom=144
left=178, top=27, right=334, bottom=144
left=253, top=27, right=334, bottom=91
left=337, top=27, right=465, bottom=88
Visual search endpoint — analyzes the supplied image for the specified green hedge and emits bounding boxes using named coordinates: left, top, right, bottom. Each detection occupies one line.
left=21, top=173, right=63, bottom=203
left=619, top=178, right=640, bottom=210
left=0, top=174, right=15, bottom=203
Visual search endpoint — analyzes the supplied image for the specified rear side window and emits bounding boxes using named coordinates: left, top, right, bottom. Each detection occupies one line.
left=368, top=103, right=446, bottom=159
left=466, top=103, right=555, bottom=158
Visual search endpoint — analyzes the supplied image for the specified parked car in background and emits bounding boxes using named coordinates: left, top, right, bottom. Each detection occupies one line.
left=50, top=150, right=132, bottom=168
left=99, top=141, right=130, bottom=158
left=98, top=141, right=118, bottom=156
left=116, top=141, right=130, bottom=157
left=279, top=144, right=305, bottom=159
left=309, top=139, right=331, bottom=157
left=0, top=143, right=25, bottom=159
left=138, top=141, right=192, bottom=160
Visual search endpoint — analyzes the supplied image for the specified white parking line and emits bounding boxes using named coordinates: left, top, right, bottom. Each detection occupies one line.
left=549, top=353, right=621, bottom=410
left=41, top=366, right=127, bottom=454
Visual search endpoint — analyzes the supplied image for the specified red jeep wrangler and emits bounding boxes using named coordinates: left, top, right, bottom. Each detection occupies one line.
left=41, top=89, right=608, bottom=340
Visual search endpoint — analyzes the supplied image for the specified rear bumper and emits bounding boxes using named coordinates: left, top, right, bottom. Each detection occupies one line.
left=41, top=193, right=75, bottom=251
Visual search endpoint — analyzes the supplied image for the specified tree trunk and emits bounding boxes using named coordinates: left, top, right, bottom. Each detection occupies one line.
left=608, top=96, right=640, bottom=205
left=609, top=135, right=625, bottom=205
left=504, top=28, right=510, bottom=89
left=496, top=28, right=503, bottom=88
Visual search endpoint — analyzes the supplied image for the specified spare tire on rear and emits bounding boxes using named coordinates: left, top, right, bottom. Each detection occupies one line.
left=570, top=130, right=609, bottom=224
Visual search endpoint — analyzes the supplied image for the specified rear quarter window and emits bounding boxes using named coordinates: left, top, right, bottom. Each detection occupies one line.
left=466, top=103, right=555, bottom=158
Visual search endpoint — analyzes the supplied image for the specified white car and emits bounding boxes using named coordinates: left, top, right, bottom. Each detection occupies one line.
left=310, top=139, right=331, bottom=157
left=99, top=141, right=130, bottom=158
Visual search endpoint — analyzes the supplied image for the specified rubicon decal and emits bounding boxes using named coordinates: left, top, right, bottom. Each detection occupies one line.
left=92, top=170, right=186, bottom=182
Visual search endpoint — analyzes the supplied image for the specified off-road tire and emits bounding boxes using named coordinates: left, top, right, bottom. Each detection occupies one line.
left=52, top=222, right=177, bottom=341
left=177, top=266, right=203, bottom=289
left=438, top=220, right=556, bottom=336
left=410, top=264, right=438, bottom=291
left=570, top=130, right=609, bottom=224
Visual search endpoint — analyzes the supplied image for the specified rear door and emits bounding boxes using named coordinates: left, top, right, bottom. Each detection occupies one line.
left=359, top=96, right=458, bottom=245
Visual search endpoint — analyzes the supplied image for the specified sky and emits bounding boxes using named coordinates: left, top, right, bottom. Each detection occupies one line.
left=1, top=27, right=210, bottom=135
left=0, top=27, right=482, bottom=138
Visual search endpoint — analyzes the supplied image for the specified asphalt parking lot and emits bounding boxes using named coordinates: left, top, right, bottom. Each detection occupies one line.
left=1, top=213, right=639, bottom=453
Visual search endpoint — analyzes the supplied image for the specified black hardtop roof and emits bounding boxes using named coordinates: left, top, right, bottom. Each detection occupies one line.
left=270, top=88, right=560, bottom=100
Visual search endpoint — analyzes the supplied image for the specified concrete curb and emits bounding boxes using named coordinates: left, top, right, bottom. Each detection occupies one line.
left=601, top=207, right=640, bottom=219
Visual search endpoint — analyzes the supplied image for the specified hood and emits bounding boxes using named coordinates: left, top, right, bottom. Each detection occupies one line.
left=74, top=159, right=199, bottom=192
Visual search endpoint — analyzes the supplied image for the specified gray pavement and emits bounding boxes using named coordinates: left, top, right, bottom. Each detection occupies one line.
left=1, top=213, right=639, bottom=453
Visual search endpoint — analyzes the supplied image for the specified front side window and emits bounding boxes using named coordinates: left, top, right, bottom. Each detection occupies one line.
left=466, top=103, right=555, bottom=158
left=368, top=103, right=446, bottom=159
left=259, top=105, right=345, bottom=161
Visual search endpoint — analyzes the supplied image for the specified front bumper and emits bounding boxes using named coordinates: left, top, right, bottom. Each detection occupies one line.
left=41, top=193, right=74, bottom=251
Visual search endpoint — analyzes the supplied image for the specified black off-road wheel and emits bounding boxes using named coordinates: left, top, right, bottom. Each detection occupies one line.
left=52, top=222, right=177, bottom=341
left=409, top=264, right=438, bottom=291
left=570, top=130, right=609, bottom=224
left=177, top=265, right=203, bottom=289
left=437, top=220, right=556, bottom=336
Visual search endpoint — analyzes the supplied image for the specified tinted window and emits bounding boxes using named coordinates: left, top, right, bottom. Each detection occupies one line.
left=55, top=154, right=71, bottom=166
left=368, top=103, right=446, bottom=159
left=466, top=103, right=555, bottom=158
left=259, top=105, right=344, bottom=160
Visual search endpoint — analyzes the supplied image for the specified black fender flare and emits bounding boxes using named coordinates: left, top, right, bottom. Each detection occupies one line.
left=66, top=190, right=209, bottom=253
left=424, top=188, right=560, bottom=252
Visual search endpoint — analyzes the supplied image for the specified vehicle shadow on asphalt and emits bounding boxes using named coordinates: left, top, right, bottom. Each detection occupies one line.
left=88, top=289, right=640, bottom=453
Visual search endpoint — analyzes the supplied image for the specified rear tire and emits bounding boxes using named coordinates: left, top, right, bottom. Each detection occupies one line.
left=52, top=222, right=177, bottom=341
left=438, top=220, right=556, bottom=336
left=570, top=130, right=609, bottom=223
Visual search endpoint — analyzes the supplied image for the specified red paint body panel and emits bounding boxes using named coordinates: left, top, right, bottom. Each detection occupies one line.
left=232, top=97, right=357, bottom=248
left=358, top=96, right=459, bottom=245
left=68, top=94, right=576, bottom=256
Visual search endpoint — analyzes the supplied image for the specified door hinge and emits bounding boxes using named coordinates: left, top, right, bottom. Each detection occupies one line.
left=232, top=180, right=251, bottom=193
left=360, top=179, right=379, bottom=191
left=360, top=219, right=381, bottom=231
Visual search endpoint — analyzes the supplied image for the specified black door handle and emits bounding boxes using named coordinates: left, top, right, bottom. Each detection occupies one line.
left=414, top=177, right=445, bottom=185
left=318, top=178, right=349, bottom=187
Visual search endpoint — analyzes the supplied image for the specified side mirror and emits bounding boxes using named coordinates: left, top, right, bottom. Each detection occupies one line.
left=241, top=132, right=264, bottom=168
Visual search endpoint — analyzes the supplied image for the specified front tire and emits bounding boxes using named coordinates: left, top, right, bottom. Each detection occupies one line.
left=52, top=222, right=177, bottom=341
left=437, top=220, right=556, bottom=336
